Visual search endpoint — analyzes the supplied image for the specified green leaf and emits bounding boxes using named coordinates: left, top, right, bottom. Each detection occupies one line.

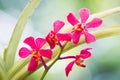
left=0, top=57, right=8, bottom=80
left=89, top=7, right=120, bottom=21
left=4, top=0, right=41, bottom=70
left=8, top=57, right=30, bottom=79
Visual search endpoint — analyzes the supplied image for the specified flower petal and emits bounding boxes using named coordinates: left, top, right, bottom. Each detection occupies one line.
left=79, top=8, right=90, bottom=23
left=24, top=36, right=36, bottom=49
left=19, top=47, right=31, bottom=58
left=40, top=49, right=52, bottom=59
left=57, top=33, right=72, bottom=41
left=86, top=18, right=103, bottom=28
left=83, top=31, right=96, bottom=43
left=35, top=38, right=46, bottom=49
left=67, top=13, right=79, bottom=26
left=80, top=48, right=92, bottom=59
left=53, top=20, right=65, bottom=33
left=49, top=43, right=55, bottom=49
left=46, top=32, right=56, bottom=49
left=72, top=31, right=82, bottom=44
left=65, top=61, right=75, bottom=77
left=28, top=57, right=38, bottom=72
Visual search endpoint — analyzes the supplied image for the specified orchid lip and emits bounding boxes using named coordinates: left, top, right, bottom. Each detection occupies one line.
left=49, top=32, right=59, bottom=44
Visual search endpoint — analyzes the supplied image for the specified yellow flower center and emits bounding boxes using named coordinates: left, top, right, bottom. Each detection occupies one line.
left=32, top=51, right=41, bottom=61
left=52, top=35, right=58, bottom=42
left=75, top=58, right=85, bottom=67
left=50, top=34, right=58, bottom=44
left=73, top=23, right=85, bottom=31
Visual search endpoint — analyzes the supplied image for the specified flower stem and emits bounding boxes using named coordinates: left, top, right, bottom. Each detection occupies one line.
left=40, top=68, right=49, bottom=80
left=40, top=56, right=48, bottom=69
left=40, top=43, right=67, bottom=80
left=59, top=56, right=75, bottom=60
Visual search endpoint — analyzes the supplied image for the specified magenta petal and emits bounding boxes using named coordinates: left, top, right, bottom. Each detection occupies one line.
left=53, top=20, right=65, bottom=33
left=83, top=31, right=96, bottom=43
left=79, top=8, right=90, bottom=23
left=35, top=38, right=46, bottom=49
left=72, top=31, right=82, bottom=44
left=67, top=13, right=79, bottom=26
left=57, top=33, right=72, bottom=41
left=86, top=18, right=103, bottom=28
left=24, top=36, right=36, bottom=49
left=49, top=43, right=55, bottom=49
left=28, top=57, right=38, bottom=72
left=80, top=48, right=92, bottom=59
left=65, top=61, right=75, bottom=77
left=47, top=38, right=55, bottom=49
left=40, top=49, right=52, bottom=59
left=46, top=32, right=56, bottom=49
left=19, top=47, right=31, bottom=58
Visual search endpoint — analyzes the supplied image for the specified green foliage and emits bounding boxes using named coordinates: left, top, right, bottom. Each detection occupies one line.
left=4, top=0, right=41, bottom=71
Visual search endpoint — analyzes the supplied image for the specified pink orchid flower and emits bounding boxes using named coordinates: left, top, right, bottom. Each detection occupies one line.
left=19, top=36, right=52, bottom=72
left=67, top=8, right=103, bottom=44
left=46, top=20, right=72, bottom=49
left=60, top=48, right=92, bottom=77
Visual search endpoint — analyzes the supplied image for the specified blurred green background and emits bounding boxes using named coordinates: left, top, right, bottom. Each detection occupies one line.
left=0, top=0, right=120, bottom=80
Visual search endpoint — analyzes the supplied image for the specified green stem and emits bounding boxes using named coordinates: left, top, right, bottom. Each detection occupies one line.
left=40, top=44, right=66, bottom=80
left=40, top=69, right=49, bottom=80
left=40, top=51, right=62, bottom=80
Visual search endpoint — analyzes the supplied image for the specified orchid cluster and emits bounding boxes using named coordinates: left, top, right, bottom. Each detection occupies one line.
left=19, top=8, right=102, bottom=78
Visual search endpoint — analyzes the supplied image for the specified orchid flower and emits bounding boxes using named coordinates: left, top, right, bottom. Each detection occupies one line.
left=46, top=20, right=71, bottom=49
left=19, top=36, right=52, bottom=72
left=67, top=8, right=103, bottom=44
left=59, top=48, right=92, bottom=77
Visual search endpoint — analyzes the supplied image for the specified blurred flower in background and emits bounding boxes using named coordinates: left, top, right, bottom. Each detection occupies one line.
left=0, top=0, right=120, bottom=80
